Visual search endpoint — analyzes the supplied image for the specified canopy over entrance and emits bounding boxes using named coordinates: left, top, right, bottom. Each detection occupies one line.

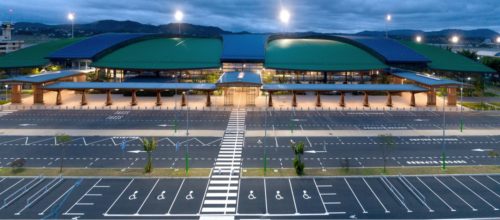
left=216, top=71, right=262, bottom=87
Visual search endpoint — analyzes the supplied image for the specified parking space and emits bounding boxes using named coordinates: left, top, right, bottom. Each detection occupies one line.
left=0, top=175, right=497, bottom=219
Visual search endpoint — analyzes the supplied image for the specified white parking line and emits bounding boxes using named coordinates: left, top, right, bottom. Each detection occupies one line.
left=344, top=178, right=367, bottom=214
left=103, top=179, right=134, bottom=215
left=416, top=177, right=455, bottom=212
left=487, top=175, right=500, bottom=185
left=167, top=179, right=185, bottom=214
left=64, top=178, right=103, bottom=215
left=362, top=178, right=390, bottom=213
left=469, top=176, right=500, bottom=199
left=136, top=178, right=160, bottom=214
left=313, top=178, right=330, bottom=215
left=288, top=178, right=299, bottom=214
left=434, top=176, right=477, bottom=211
left=452, top=176, right=498, bottom=211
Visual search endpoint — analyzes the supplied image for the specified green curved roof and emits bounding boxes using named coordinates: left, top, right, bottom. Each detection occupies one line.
left=265, top=38, right=387, bottom=71
left=400, top=41, right=494, bottom=73
left=0, top=38, right=84, bottom=69
left=92, top=37, right=222, bottom=70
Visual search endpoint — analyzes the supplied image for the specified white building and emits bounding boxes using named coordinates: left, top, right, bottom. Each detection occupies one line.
left=0, top=22, right=24, bottom=54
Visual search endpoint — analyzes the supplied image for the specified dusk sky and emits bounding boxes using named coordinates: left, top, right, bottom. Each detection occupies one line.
left=1, top=0, right=499, bottom=33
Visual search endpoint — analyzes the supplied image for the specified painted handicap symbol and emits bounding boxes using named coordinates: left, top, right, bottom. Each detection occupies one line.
left=302, top=190, right=311, bottom=200
left=275, top=190, right=284, bottom=200
left=128, top=190, right=138, bottom=200
left=157, top=190, right=166, bottom=200
left=185, top=190, right=194, bottom=200
left=248, top=190, right=256, bottom=200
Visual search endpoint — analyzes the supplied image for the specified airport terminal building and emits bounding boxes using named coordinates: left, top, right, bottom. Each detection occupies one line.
left=0, top=33, right=495, bottom=108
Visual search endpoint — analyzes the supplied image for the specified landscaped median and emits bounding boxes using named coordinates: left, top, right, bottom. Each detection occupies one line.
left=462, top=102, right=500, bottom=110
left=242, top=165, right=500, bottom=177
left=0, top=167, right=212, bottom=177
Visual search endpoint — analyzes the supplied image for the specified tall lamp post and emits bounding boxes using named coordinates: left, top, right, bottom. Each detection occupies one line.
left=441, top=88, right=447, bottom=170
left=67, top=12, right=75, bottom=38
left=496, top=36, right=500, bottom=49
left=174, top=10, right=183, bottom=35
left=4, top=84, right=8, bottom=101
left=279, top=8, right=290, bottom=33
left=385, top=14, right=391, bottom=39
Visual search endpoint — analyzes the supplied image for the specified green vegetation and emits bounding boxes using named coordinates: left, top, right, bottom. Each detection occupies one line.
left=243, top=165, right=500, bottom=177
left=0, top=100, right=10, bottom=105
left=143, top=137, right=158, bottom=173
left=462, top=102, right=499, bottom=110
left=55, top=134, right=71, bottom=173
left=291, top=141, right=305, bottom=175
left=0, top=167, right=211, bottom=177
left=378, top=134, right=396, bottom=174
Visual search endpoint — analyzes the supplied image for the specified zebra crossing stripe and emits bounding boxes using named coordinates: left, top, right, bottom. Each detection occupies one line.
left=201, top=108, right=246, bottom=215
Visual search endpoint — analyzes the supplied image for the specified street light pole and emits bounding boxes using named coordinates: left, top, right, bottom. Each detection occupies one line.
left=385, top=14, right=391, bottom=39
left=67, top=13, right=75, bottom=38
left=460, top=75, right=464, bottom=132
left=441, top=89, right=447, bottom=170
left=4, top=84, right=8, bottom=101
left=174, top=10, right=183, bottom=35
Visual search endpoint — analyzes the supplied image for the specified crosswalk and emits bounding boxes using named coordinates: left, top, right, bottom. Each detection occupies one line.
left=0, top=110, right=16, bottom=118
left=201, top=108, right=246, bottom=215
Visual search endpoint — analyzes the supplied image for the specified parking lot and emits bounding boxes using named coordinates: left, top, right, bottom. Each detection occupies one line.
left=0, top=174, right=497, bottom=219
left=246, top=110, right=500, bottom=130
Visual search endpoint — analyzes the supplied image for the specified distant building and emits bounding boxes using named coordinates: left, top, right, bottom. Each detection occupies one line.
left=0, top=22, right=24, bottom=55
left=477, top=50, right=500, bottom=58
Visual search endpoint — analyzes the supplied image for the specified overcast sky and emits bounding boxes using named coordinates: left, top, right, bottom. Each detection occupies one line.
left=1, top=0, right=499, bottom=33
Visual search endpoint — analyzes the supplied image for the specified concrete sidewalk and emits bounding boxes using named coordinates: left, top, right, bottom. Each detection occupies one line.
left=0, top=128, right=498, bottom=137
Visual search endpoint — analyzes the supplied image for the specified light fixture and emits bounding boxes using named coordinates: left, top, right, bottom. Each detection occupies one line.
left=386, top=14, right=392, bottom=22
left=496, top=36, right=500, bottom=43
left=450, top=35, right=459, bottom=44
left=67, top=12, right=75, bottom=21
left=174, top=10, right=183, bottom=22
left=280, top=8, right=290, bottom=24
left=415, top=35, right=422, bottom=43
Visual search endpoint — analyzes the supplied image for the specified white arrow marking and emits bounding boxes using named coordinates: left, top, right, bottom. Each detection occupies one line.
left=127, top=150, right=146, bottom=154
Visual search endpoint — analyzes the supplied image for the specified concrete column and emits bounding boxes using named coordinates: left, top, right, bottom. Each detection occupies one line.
left=33, top=83, right=44, bottom=104
left=315, top=91, right=321, bottom=107
left=113, top=69, right=117, bottom=82
left=11, top=84, right=22, bottom=104
left=386, top=92, right=392, bottom=107
left=105, top=90, right=112, bottom=106
left=410, top=92, right=416, bottom=107
left=427, top=88, right=436, bottom=106
left=81, top=90, right=88, bottom=106
left=339, top=92, right=345, bottom=107
left=292, top=91, right=297, bottom=107
left=268, top=92, right=273, bottom=107
left=156, top=91, right=162, bottom=106
left=181, top=92, right=187, bottom=107
left=206, top=91, right=211, bottom=107
left=131, top=90, right=138, bottom=106
left=447, top=88, right=457, bottom=106
left=363, top=92, right=369, bottom=107
left=56, top=90, right=62, bottom=105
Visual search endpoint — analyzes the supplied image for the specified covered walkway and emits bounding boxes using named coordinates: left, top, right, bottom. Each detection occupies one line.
left=261, top=83, right=427, bottom=108
left=43, top=82, right=216, bottom=107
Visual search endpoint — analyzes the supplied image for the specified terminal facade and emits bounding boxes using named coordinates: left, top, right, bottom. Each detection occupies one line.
left=0, top=33, right=495, bottom=108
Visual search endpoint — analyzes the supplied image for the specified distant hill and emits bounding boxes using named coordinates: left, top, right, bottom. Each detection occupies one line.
left=12, top=20, right=499, bottom=44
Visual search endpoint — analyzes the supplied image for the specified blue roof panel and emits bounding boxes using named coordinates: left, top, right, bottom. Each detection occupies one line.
left=44, top=82, right=216, bottom=90
left=47, top=33, right=149, bottom=60
left=338, top=36, right=431, bottom=63
left=262, top=83, right=428, bottom=92
left=217, top=71, right=262, bottom=86
left=221, top=34, right=268, bottom=61
left=391, top=71, right=462, bottom=86
left=0, top=69, right=93, bottom=83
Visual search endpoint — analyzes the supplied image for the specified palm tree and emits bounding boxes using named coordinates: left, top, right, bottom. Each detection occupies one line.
left=143, top=137, right=157, bottom=173
left=378, top=134, right=395, bottom=174
left=55, top=133, right=71, bottom=174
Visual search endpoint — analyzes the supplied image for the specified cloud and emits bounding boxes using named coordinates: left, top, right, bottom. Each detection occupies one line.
left=0, top=0, right=499, bottom=33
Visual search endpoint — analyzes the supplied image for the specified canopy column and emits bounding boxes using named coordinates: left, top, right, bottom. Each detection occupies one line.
left=268, top=91, right=273, bottom=107
left=206, top=91, right=211, bottom=107
left=11, top=84, right=22, bottom=104
left=410, top=92, right=416, bottom=107
left=339, top=92, right=345, bottom=107
left=81, top=89, right=88, bottom=106
left=315, top=91, right=321, bottom=107
left=427, top=88, right=436, bottom=106
left=56, top=90, right=62, bottom=105
left=386, top=92, right=392, bottom=107
left=155, top=90, right=162, bottom=106
left=131, top=90, right=138, bottom=106
left=363, top=91, right=369, bottom=107
left=447, top=88, right=457, bottom=106
left=33, top=83, right=44, bottom=104
left=181, top=92, right=187, bottom=107
left=292, top=91, right=297, bottom=107
left=105, top=89, right=112, bottom=106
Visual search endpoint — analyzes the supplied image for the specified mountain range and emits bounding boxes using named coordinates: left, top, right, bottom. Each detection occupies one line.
left=11, top=20, right=499, bottom=44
